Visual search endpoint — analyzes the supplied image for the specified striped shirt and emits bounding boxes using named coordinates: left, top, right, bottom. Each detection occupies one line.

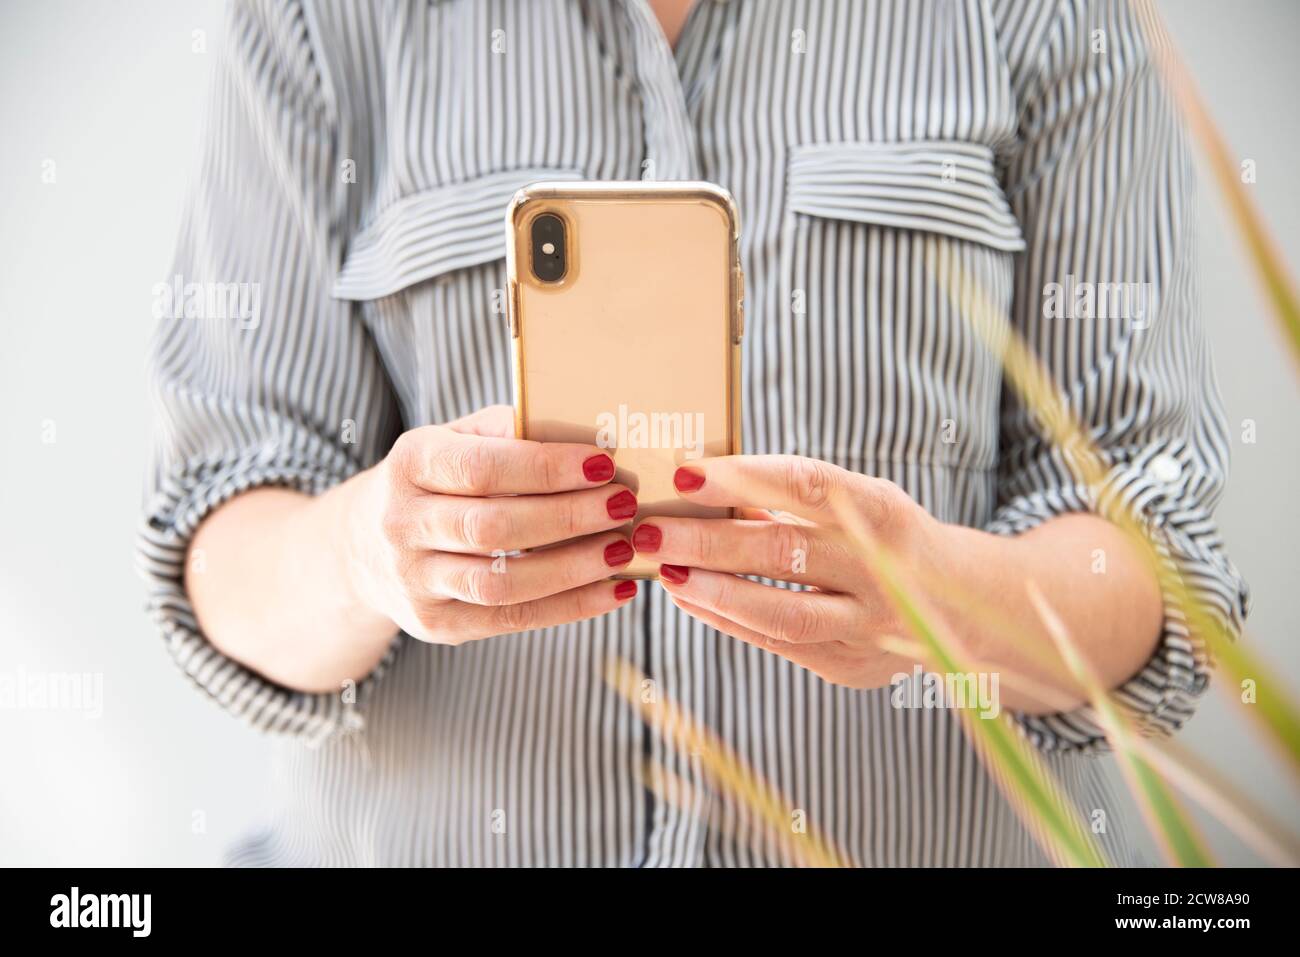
left=139, top=0, right=1248, bottom=866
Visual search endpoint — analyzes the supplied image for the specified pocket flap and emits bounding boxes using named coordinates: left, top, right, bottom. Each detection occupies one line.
left=787, top=141, right=1025, bottom=252
left=333, top=167, right=584, bottom=300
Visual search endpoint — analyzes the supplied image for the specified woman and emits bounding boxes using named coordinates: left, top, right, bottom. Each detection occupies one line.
left=140, top=0, right=1247, bottom=866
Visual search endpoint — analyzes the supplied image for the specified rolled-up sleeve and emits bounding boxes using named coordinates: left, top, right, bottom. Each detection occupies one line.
left=136, top=0, right=402, bottom=743
left=989, top=0, right=1250, bottom=752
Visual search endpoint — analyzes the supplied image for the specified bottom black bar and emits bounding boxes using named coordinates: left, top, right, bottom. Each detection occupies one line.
left=0, top=866, right=1277, bottom=942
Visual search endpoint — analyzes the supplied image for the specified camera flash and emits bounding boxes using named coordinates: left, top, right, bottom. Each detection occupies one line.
left=542, top=242, right=556, bottom=255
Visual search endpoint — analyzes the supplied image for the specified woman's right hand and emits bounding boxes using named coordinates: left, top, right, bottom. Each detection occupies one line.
left=343, top=405, right=640, bottom=645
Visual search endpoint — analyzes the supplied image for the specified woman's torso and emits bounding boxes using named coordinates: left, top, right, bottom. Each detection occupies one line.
left=230, top=0, right=1133, bottom=867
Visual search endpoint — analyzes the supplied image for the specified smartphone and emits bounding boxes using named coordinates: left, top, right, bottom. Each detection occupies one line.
left=505, top=181, right=744, bottom=579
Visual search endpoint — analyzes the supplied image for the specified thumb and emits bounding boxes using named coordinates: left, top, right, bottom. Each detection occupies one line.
left=445, top=404, right=516, bottom=439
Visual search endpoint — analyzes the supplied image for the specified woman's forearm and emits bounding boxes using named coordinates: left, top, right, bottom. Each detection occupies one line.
left=186, top=471, right=397, bottom=694
left=934, top=513, right=1164, bottom=715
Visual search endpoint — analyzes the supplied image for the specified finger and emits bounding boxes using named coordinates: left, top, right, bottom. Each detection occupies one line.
left=668, top=596, right=849, bottom=674
left=419, top=531, right=634, bottom=605
left=631, top=517, right=857, bottom=591
left=445, top=404, right=515, bottom=438
left=656, top=566, right=853, bottom=644
left=673, top=455, right=893, bottom=526
left=397, top=426, right=617, bottom=496
left=406, top=485, right=638, bottom=553
left=445, top=577, right=640, bottom=640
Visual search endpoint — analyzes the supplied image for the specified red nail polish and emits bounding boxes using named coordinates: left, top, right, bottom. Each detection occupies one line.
left=614, top=580, right=639, bottom=600
left=659, top=564, right=690, bottom=585
left=604, top=540, right=634, bottom=567
left=673, top=467, right=705, bottom=492
left=632, top=523, right=662, bottom=553
left=606, top=489, right=638, bottom=520
left=583, top=454, right=615, bottom=483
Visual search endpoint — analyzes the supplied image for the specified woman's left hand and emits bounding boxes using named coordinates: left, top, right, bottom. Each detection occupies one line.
left=632, top=454, right=947, bottom=690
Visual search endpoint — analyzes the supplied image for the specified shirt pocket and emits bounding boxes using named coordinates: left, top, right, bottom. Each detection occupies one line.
left=777, top=140, right=1024, bottom=478
left=333, top=167, right=583, bottom=427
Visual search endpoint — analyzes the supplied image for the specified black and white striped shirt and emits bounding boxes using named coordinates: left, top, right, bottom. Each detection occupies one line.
left=139, top=0, right=1248, bottom=866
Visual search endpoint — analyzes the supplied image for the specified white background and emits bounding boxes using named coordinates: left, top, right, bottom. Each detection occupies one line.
left=0, top=0, right=1296, bottom=866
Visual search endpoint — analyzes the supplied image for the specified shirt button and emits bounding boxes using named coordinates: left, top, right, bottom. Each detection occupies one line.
left=1146, top=453, right=1182, bottom=484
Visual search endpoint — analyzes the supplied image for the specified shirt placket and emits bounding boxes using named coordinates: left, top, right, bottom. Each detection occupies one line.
left=612, top=0, right=734, bottom=867
left=616, top=0, right=699, bottom=180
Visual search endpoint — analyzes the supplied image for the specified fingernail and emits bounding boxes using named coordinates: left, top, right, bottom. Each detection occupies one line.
left=632, top=523, right=662, bottom=553
left=604, top=540, right=635, bottom=567
left=659, top=564, right=690, bottom=585
left=583, top=454, right=615, bottom=483
left=614, top=580, right=639, bottom=600
left=673, top=467, right=705, bottom=492
left=606, top=489, right=638, bottom=520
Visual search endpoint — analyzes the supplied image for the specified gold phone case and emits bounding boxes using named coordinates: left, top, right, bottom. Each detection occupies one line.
left=505, top=181, right=744, bottom=579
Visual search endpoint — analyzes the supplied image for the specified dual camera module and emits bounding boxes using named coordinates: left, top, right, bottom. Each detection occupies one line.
left=530, top=213, right=567, bottom=283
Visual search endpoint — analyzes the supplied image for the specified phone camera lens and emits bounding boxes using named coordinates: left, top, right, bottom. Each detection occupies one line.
left=530, top=213, right=567, bottom=283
